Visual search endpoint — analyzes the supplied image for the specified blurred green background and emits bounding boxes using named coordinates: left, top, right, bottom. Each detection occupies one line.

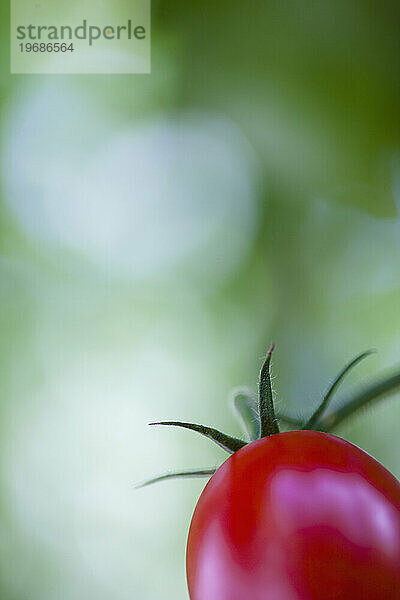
left=1, top=1, right=400, bottom=598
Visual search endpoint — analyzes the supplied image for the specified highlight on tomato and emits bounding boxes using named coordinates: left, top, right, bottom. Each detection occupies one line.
left=138, top=346, right=400, bottom=600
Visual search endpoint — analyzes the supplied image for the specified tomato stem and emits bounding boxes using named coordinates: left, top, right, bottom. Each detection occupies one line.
left=135, top=468, right=217, bottom=488
left=317, top=369, right=400, bottom=431
left=258, top=344, right=280, bottom=437
left=149, top=421, right=247, bottom=454
left=303, top=350, right=375, bottom=430
left=140, top=345, right=400, bottom=489
left=231, top=388, right=261, bottom=441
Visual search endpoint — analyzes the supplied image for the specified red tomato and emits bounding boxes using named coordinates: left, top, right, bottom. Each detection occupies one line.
left=186, top=431, right=400, bottom=600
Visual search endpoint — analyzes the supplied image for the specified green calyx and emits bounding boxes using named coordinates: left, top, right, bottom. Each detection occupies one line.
left=148, top=421, right=246, bottom=454
left=138, top=345, right=400, bottom=488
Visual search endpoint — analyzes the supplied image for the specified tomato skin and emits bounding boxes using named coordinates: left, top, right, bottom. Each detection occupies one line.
left=186, top=431, right=400, bottom=600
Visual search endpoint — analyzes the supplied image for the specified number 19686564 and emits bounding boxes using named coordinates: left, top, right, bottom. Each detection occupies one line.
left=19, top=43, right=74, bottom=53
